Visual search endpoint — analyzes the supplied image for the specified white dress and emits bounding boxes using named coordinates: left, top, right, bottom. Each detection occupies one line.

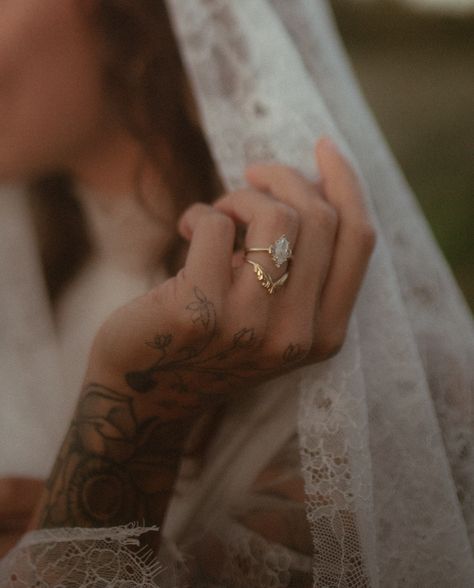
left=0, top=1, right=473, bottom=586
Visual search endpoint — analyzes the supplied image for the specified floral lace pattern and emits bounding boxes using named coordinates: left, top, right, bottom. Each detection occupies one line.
left=0, top=526, right=163, bottom=587
left=168, top=0, right=474, bottom=584
left=1, top=1, right=473, bottom=586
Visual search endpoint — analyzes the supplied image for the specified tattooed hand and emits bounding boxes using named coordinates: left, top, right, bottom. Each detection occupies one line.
left=89, top=137, right=375, bottom=411
left=35, top=138, right=375, bottom=530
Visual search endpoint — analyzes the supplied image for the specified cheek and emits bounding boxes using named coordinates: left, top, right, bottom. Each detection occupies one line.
left=6, top=49, right=107, bottom=169
left=0, top=1, right=109, bottom=180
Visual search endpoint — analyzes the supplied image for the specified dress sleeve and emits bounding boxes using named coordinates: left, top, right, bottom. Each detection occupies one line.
left=0, top=435, right=372, bottom=587
left=173, top=434, right=370, bottom=587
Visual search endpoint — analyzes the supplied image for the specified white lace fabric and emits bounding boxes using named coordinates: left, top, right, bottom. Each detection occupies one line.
left=0, top=0, right=473, bottom=586
left=0, top=526, right=163, bottom=587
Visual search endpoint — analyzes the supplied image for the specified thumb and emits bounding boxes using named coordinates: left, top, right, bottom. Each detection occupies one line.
left=315, top=136, right=365, bottom=210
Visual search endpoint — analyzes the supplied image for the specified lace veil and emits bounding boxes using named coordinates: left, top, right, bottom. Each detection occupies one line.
left=1, top=0, right=473, bottom=585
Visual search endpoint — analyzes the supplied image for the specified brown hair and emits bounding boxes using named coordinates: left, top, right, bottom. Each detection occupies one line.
left=32, top=0, right=220, bottom=301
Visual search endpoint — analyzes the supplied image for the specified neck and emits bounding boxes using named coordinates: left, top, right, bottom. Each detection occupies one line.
left=70, top=128, right=161, bottom=203
left=70, top=129, right=179, bottom=275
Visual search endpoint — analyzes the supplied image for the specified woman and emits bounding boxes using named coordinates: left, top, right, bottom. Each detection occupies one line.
left=0, top=0, right=375, bottom=582
left=1, top=0, right=473, bottom=586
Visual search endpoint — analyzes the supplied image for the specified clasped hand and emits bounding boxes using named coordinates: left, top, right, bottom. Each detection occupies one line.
left=20, top=138, right=376, bottom=531
left=87, top=137, right=376, bottom=422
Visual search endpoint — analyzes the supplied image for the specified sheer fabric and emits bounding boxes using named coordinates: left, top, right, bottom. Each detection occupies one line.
left=0, top=0, right=473, bottom=586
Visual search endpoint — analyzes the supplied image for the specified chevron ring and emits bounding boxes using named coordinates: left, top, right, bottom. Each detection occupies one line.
left=245, top=259, right=289, bottom=295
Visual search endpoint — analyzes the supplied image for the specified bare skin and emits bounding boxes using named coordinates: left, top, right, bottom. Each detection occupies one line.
left=28, top=140, right=375, bottom=543
left=0, top=3, right=375, bottom=575
left=1, top=139, right=374, bottom=588
left=0, top=478, right=43, bottom=557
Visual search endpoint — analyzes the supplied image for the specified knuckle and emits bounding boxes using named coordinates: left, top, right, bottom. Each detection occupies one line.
left=165, top=286, right=219, bottom=340
left=187, top=202, right=211, bottom=215
left=310, top=200, right=339, bottom=235
left=285, top=340, right=312, bottom=364
left=261, top=341, right=287, bottom=363
left=347, top=219, right=377, bottom=253
left=296, top=334, right=314, bottom=355
left=285, top=324, right=314, bottom=355
left=197, top=209, right=221, bottom=229
left=179, top=306, right=218, bottom=342
left=267, top=163, right=298, bottom=178
left=224, top=324, right=263, bottom=351
left=270, top=202, right=299, bottom=231
left=181, top=203, right=210, bottom=223
left=357, top=222, right=377, bottom=250
left=214, top=212, right=235, bottom=234
left=317, top=330, right=347, bottom=360
left=261, top=334, right=308, bottom=364
left=320, top=202, right=339, bottom=228
left=173, top=307, right=196, bottom=336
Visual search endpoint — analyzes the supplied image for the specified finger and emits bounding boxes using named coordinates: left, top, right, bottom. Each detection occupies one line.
left=316, top=136, right=370, bottom=221
left=178, top=203, right=209, bottom=241
left=214, top=189, right=299, bottom=299
left=244, top=163, right=337, bottom=324
left=182, top=203, right=236, bottom=294
left=315, top=137, right=376, bottom=335
left=214, top=189, right=299, bottom=266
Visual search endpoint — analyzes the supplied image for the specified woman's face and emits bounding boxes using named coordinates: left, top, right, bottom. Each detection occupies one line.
left=0, top=0, right=113, bottom=182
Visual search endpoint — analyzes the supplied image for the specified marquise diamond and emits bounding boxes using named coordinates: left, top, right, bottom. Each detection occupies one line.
left=270, top=235, right=292, bottom=268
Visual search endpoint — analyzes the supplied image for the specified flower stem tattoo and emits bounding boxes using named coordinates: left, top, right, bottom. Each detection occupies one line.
left=39, top=288, right=306, bottom=529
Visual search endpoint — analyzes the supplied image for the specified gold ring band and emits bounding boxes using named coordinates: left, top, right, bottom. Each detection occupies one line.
left=245, top=259, right=289, bottom=294
left=245, top=234, right=293, bottom=268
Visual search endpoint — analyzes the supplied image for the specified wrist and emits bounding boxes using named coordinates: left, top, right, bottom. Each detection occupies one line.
left=37, top=372, right=194, bottom=529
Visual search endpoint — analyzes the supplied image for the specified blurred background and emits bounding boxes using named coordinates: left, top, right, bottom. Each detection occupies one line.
left=329, top=0, right=473, bottom=311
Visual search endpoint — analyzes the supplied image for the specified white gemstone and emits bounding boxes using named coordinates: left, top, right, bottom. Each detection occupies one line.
left=270, top=235, right=292, bottom=267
